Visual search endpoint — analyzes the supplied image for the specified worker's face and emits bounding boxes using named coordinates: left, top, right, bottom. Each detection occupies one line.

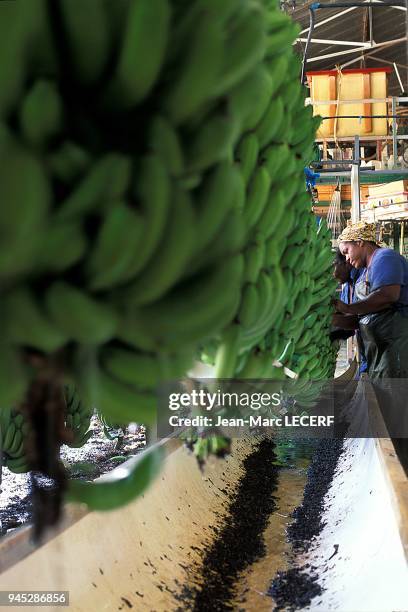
left=333, top=260, right=351, bottom=283
left=339, top=240, right=365, bottom=268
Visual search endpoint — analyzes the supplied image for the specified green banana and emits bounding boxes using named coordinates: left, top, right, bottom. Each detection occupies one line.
left=125, top=154, right=171, bottom=279
left=103, top=348, right=163, bottom=391
left=200, top=207, right=246, bottom=266
left=5, top=455, right=30, bottom=474
left=13, top=412, right=24, bottom=429
left=19, top=79, right=63, bottom=149
left=243, top=165, right=272, bottom=230
left=105, top=0, right=170, bottom=108
left=58, top=0, right=111, bottom=84
left=0, top=345, right=28, bottom=407
left=265, top=9, right=293, bottom=34
left=0, top=144, right=50, bottom=280
left=255, top=96, right=284, bottom=148
left=194, top=162, right=244, bottom=253
left=216, top=2, right=266, bottom=95
left=36, top=219, right=87, bottom=274
left=273, top=206, right=296, bottom=240
left=45, top=282, right=118, bottom=344
left=86, top=203, right=145, bottom=290
left=185, top=111, right=240, bottom=173
left=215, top=324, right=241, bottom=379
left=4, top=287, right=67, bottom=353
left=8, top=429, right=23, bottom=456
left=238, top=283, right=259, bottom=329
left=103, top=348, right=193, bottom=390
left=264, top=237, right=282, bottom=267
left=164, top=9, right=224, bottom=124
left=97, top=372, right=157, bottom=427
left=67, top=445, right=164, bottom=511
left=120, top=255, right=244, bottom=351
left=236, top=132, right=260, bottom=186
left=256, top=270, right=274, bottom=325
left=256, top=188, right=286, bottom=238
left=0, top=1, right=29, bottom=118
left=266, top=21, right=300, bottom=58
left=56, top=153, right=132, bottom=221
left=244, top=240, right=265, bottom=284
left=120, top=185, right=195, bottom=306
left=260, top=143, right=290, bottom=184
left=296, top=329, right=314, bottom=351
left=48, top=141, right=91, bottom=184
left=240, top=266, right=287, bottom=350
left=239, top=349, right=270, bottom=379
left=148, top=115, right=184, bottom=176
left=3, top=422, right=16, bottom=451
left=282, top=245, right=302, bottom=271
left=169, top=0, right=240, bottom=62
left=228, top=63, right=274, bottom=132
left=264, top=53, right=289, bottom=94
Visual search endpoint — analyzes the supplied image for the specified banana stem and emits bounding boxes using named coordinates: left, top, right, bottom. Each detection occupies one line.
left=19, top=353, right=69, bottom=539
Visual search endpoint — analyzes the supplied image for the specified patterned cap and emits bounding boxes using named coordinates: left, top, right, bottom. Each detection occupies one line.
left=338, top=220, right=380, bottom=245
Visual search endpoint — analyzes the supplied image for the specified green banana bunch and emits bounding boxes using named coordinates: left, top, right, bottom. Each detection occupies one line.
left=183, top=433, right=231, bottom=469
left=0, top=0, right=343, bottom=512
left=64, top=385, right=93, bottom=448
left=0, top=407, right=30, bottom=474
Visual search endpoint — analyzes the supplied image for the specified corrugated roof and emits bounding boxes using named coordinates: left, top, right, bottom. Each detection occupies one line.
left=286, top=1, right=408, bottom=95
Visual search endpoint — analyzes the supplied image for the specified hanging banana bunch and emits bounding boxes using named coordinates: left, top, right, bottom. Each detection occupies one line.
left=0, top=0, right=336, bottom=504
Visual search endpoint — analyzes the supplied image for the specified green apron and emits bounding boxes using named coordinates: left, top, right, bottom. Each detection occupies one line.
left=354, top=271, right=408, bottom=473
left=354, top=271, right=408, bottom=378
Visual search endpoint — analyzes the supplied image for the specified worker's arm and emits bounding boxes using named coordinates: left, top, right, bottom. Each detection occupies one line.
left=334, top=284, right=401, bottom=315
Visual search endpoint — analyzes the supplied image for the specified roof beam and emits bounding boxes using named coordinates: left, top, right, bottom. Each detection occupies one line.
left=299, top=0, right=406, bottom=37
left=341, top=52, right=408, bottom=70
left=299, top=5, right=359, bottom=35
left=296, top=37, right=371, bottom=46
left=370, top=0, right=407, bottom=10
left=307, top=36, right=407, bottom=62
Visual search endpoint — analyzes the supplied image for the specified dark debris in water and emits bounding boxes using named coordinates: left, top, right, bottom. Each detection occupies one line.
left=287, top=438, right=344, bottom=553
left=267, top=438, right=345, bottom=612
left=269, top=568, right=323, bottom=611
left=174, top=437, right=280, bottom=612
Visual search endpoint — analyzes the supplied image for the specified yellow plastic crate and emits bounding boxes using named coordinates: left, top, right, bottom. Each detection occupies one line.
left=307, top=68, right=390, bottom=138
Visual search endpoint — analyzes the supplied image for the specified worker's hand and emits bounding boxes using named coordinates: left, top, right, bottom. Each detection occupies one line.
left=333, top=299, right=352, bottom=315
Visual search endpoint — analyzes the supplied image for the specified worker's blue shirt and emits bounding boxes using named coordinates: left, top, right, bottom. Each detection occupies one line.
left=340, top=268, right=367, bottom=373
left=368, top=248, right=408, bottom=306
left=340, top=268, right=364, bottom=304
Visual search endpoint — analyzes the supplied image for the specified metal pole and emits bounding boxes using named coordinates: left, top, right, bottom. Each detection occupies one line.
left=392, top=96, right=398, bottom=164
left=393, top=62, right=405, bottom=92
left=351, top=135, right=361, bottom=222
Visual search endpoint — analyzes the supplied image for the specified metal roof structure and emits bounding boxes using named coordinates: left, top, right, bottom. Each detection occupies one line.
left=286, top=0, right=408, bottom=95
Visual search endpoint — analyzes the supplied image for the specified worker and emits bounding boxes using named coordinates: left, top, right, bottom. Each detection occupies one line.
left=335, top=220, right=408, bottom=471
left=334, top=220, right=408, bottom=378
left=333, top=247, right=360, bottom=303
left=331, top=248, right=367, bottom=374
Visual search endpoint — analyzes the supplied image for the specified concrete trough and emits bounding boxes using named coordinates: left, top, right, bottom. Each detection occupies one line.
left=0, top=367, right=407, bottom=611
